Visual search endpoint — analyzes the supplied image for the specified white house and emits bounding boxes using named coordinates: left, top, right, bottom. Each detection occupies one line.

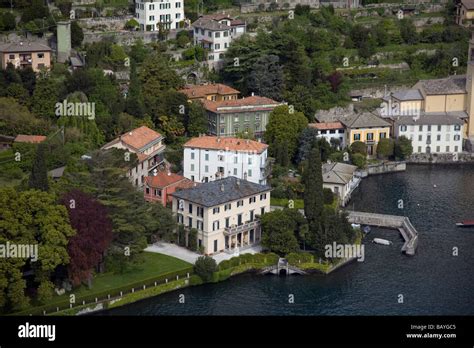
left=183, top=136, right=270, bottom=185
left=101, top=126, right=166, bottom=187
left=308, top=121, right=346, bottom=149
left=135, top=0, right=184, bottom=31
left=394, top=114, right=464, bottom=154
left=322, top=162, right=360, bottom=206
left=192, top=14, right=246, bottom=69
left=171, top=176, right=271, bottom=255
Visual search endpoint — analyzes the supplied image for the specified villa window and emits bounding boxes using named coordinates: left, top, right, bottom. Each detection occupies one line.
left=353, top=134, right=360, bottom=141
left=224, top=203, right=231, bottom=211
left=145, top=187, right=150, bottom=195
left=437, top=135, right=441, bottom=141
left=366, top=133, right=374, bottom=141
left=213, top=207, right=220, bottom=214
left=205, top=153, right=209, bottom=161
left=419, top=125, right=423, bottom=131
left=225, top=217, right=230, bottom=228
left=191, top=152, right=195, bottom=160
left=454, top=125, right=461, bottom=131
left=438, top=125, right=442, bottom=131
left=454, top=135, right=461, bottom=141
left=189, top=203, right=193, bottom=214
left=260, top=193, right=267, bottom=200
left=37, top=53, right=44, bottom=58
left=188, top=217, right=193, bottom=228
left=237, top=200, right=243, bottom=207
left=380, top=132, right=386, bottom=139
left=248, top=169, right=252, bottom=177
left=213, top=220, right=220, bottom=231
left=233, top=168, right=237, bottom=175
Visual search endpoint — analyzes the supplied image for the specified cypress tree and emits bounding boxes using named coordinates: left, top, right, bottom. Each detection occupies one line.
left=28, top=143, right=49, bottom=191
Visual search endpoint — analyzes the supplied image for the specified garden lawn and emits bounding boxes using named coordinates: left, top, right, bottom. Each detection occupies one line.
left=35, top=252, right=191, bottom=309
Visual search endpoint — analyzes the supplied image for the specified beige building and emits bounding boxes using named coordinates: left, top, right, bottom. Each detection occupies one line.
left=0, top=42, right=52, bottom=72
left=456, top=0, right=474, bottom=27
left=171, top=176, right=271, bottom=255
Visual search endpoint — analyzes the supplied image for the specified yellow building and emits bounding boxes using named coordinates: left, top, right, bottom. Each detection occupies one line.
left=456, top=0, right=474, bottom=27
left=0, top=42, right=52, bottom=72
left=179, top=83, right=240, bottom=102
left=340, top=112, right=391, bottom=156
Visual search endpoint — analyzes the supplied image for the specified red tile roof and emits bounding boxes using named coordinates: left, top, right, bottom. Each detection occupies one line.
left=14, top=134, right=47, bottom=143
left=119, top=126, right=163, bottom=150
left=179, top=84, right=240, bottom=99
left=308, top=122, right=344, bottom=130
left=184, top=136, right=268, bottom=153
left=203, top=96, right=280, bottom=113
left=145, top=172, right=192, bottom=188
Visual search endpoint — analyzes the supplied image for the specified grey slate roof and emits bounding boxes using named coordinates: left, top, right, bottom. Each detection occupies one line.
left=192, top=18, right=231, bottom=31
left=0, top=42, right=51, bottom=53
left=340, top=112, right=391, bottom=129
left=415, top=75, right=467, bottom=95
left=392, top=89, right=423, bottom=101
left=394, top=113, right=464, bottom=126
left=322, top=162, right=358, bottom=185
left=171, top=176, right=271, bottom=207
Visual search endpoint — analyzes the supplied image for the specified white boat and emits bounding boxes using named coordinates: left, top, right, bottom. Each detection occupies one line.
left=351, top=223, right=361, bottom=229
left=373, top=238, right=392, bottom=246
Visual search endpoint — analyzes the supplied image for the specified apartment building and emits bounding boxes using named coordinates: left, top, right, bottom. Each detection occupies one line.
left=308, top=122, right=346, bottom=149
left=135, top=0, right=184, bottom=31
left=171, top=176, right=271, bottom=255
left=204, top=95, right=283, bottom=139
left=101, top=126, right=166, bottom=187
left=183, top=136, right=271, bottom=185
left=192, top=14, right=246, bottom=69
left=0, top=42, right=52, bottom=72
left=394, top=115, right=464, bottom=154
left=179, top=83, right=240, bottom=102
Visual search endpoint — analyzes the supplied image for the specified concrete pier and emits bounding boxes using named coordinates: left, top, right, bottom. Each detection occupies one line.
left=347, top=211, right=418, bottom=256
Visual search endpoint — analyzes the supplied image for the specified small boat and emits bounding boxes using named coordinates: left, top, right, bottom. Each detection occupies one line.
left=373, top=238, right=392, bottom=246
left=363, top=226, right=371, bottom=234
left=351, top=223, right=361, bottom=229
left=456, top=220, right=474, bottom=227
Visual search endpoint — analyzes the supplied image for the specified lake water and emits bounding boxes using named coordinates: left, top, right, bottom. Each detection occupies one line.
left=98, top=164, right=474, bottom=315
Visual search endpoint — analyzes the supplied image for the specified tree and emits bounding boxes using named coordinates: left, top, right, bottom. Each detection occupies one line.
left=351, top=153, right=367, bottom=168
left=394, top=136, right=413, bottom=160
left=194, top=256, right=217, bottom=282
left=377, top=138, right=395, bottom=159
left=0, top=188, right=75, bottom=311
left=260, top=209, right=302, bottom=255
left=21, top=0, right=49, bottom=23
left=71, top=21, right=84, bottom=48
left=0, top=98, right=49, bottom=136
left=186, top=102, right=208, bottom=136
left=399, top=18, right=418, bottom=45
left=302, top=142, right=324, bottom=230
left=1, top=12, right=16, bottom=31
left=31, top=77, right=61, bottom=118
left=61, top=190, right=113, bottom=287
left=265, top=105, right=308, bottom=163
left=247, top=55, right=285, bottom=101
left=29, top=143, right=49, bottom=192
left=350, top=141, right=367, bottom=155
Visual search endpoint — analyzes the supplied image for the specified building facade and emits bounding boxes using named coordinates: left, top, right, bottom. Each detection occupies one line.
left=0, top=42, right=52, bottom=72
left=101, top=126, right=166, bottom=187
left=394, top=115, right=464, bottom=154
left=322, top=162, right=360, bottom=207
left=135, top=0, right=184, bottom=31
left=183, top=136, right=270, bottom=185
left=456, top=0, right=474, bottom=27
left=204, top=95, right=283, bottom=139
left=308, top=122, right=346, bottom=149
left=179, top=83, right=240, bottom=102
left=144, top=172, right=194, bottom=206
left=171, top=177, right=271, bottom=255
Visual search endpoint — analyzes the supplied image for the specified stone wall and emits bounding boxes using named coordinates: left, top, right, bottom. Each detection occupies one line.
left=408, top=152, right=474, bottom=164
left=367, top=161, right=407, bottom=175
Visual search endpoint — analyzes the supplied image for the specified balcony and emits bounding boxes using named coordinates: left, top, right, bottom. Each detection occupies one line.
left=224, top=220, right=260, bottom=235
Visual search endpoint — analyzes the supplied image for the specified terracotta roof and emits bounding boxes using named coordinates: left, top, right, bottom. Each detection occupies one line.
left=145, top=172, right=192, bottom=188
left=0, top=42, right=51, bottom=53
left=309, top=122, right=344, bottom=130
left=230, top=19, right=246, bottom=26
left=179, top=84, right=240, bottom=99
left=203, top=96, right=281, bottom=114
left=14, top=134, right=47, bottom=143
left=184, top=136, right=268, bottom=153
left=118, top=126, right=163, bottom=151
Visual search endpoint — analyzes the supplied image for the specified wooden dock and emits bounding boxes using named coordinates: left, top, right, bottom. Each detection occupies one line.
left=347, top=211, right=418, bottom=256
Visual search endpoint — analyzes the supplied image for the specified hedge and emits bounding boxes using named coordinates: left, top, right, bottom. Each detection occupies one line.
left=218, top=252, right=279, bottom=271
left=286, top=252, right=314, bottom=265
left=11, top=266, right=193, bottom=316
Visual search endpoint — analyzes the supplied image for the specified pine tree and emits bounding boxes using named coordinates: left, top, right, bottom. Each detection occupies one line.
left=28, top=143, right=49, bottom=191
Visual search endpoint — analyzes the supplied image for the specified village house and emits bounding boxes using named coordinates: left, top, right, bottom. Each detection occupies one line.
left=204, top=95, right=283, bottom=139
left=101, top=126, right=166, bottom=187
left=144, top=171, right=194, bottom=206
left=179, top=83, right=240, bottom=102
left=340, top=112, right=391, bottom=157
left=135, top=0, right=184, bottom=31
left=171, top=176, right=271, bottom=255
left=322, top=162, right=361, bottom=207
left=14, top=134, right=47, bottom=144
left=308, top=122, right=346, bottom=149
left=0, top=42, right=52, bottom=72
left=456, top=0, right=474, bottom=27
left=183, top=136, right=271, bottom=185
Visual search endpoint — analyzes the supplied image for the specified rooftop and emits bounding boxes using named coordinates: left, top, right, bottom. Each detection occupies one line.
left=192, top=18, right=231, bottom=31
left=322, top=162, right=358, bottom=185
left=171, top=176, right=271, bottom=207
left=461, top=0, right=474, bottom=10
left=183, top=136, right=268, bottom=153
left=145, top=172, right=194, bottom=188
left=391, top=89, right=424, bottom=101
left=340, top=112, right=391, bottom=129
left=203, top=96, right=281, bottom=114
left=179, top=84, right=240, bottom=99
left=414, top=75, right=467, bottom=95
left=308, top=122, right=344, bottom=130
left=14, top=134, right=47, bottom=143
left=394, top=113, right=465, bottom=126
left=0, top=42, right=52, bottom=53
left=105, top=126, right=163, bottom=151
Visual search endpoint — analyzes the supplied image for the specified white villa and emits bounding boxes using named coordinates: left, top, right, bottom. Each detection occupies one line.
left=135, top=0, right=184, bottom=31
left=322, top=162, right=360, bottom=206
left=183, top=136, right=271, bottom=185
left=171, top=176, right=271, bottom=255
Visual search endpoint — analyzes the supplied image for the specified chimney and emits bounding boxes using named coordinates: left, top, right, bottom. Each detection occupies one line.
left=236, top=179, right=240, bottom=186
left=246, top=139, right=249, bottom=144
left=19, top=41, right=23, bottom=46
left=220, top=184, right=224, bottom=192
left=167, top=170, right=171, bottom=176
left=153, top=169, right=157, bottom=176
left=251, top=92, right=254, bottom=96
left=217, top=137, right=220, bottom=143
